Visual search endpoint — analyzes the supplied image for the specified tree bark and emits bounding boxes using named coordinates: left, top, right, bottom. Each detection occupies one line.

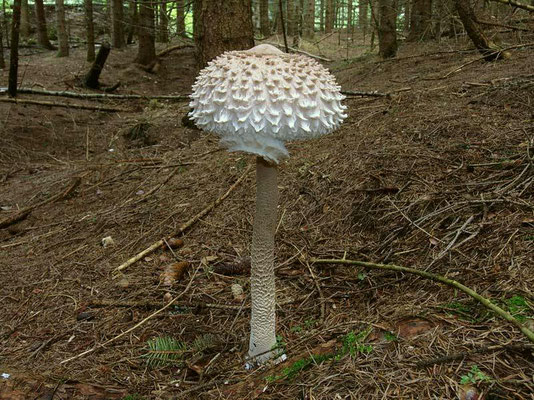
left=359, top=0, right=368, bottom=32
left=127, top=0, right=137, bottom=44
left=20, top=0, right=30, bottom=37
left=193, top=0, right=254, bottom=69
left=303, top=0, right=314, bottom=37
left=319, top=0, right=324, bottom=31
left=378, top=0, right=398, bottom=58
left=34, top=0, right=54, bottom=49
left=158, top=0, right=168, bottom=42
left=325, top=0, right=334, bottom=32
left=408, top=0, right=432, bottom=41
left=454, top=0, right=506, bottom=61
left=347, top=0, right=353, bottom=33
left=56, top=0, right=69, bottom=56
left=260, top=0, right=270, bottom=36
left=8, top=0, right=21, bottom=96
left=287, top=0, right=295, bottom=36
left=84, top=41, right=111, bottom=88
left=135, top=0, right=156, bottom=65
left=112, top=0, right=125, bottom=48
left=176, top=0, right=186, bottom=36
left=0, top=11, right=4, bottom=69
left=85, top=0, right=95, bottom=61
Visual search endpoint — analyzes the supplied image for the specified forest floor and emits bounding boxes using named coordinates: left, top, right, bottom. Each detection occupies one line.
left=0, top=30, right=534, bottom=400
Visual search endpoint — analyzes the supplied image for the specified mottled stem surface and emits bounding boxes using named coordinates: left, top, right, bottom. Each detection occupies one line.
left=248, top=157, right=278, bottom=364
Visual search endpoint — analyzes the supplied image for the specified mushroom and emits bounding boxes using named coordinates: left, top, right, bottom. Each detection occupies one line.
left=189, top=44, right=346, bottom=365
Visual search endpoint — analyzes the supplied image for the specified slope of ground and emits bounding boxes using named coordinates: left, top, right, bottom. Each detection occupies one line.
left=0, top=33, right=533, bottom=399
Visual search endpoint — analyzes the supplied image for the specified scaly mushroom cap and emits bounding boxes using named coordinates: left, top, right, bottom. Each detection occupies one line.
left=189, top=44, right=347, bottom=163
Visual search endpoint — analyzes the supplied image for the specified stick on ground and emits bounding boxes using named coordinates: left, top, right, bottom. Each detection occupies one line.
left=114, top=165, right=252, bottom=274
left=311, top=257, right=534, bottom=344
left=0, top=177, right=81, bottom=229
left=61, top=266, right=199, bottom=364
left=0, top=97, right=126, bottom=112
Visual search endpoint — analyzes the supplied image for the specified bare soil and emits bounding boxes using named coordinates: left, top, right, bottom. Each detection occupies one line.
left=1, top=31, right=533, bottom=400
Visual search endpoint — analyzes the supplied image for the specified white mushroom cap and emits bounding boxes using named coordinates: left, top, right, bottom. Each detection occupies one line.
left=189, top=44, right=347, bottom=164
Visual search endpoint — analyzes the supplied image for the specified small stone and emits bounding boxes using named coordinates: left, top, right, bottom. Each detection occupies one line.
left=101, top=236, right=115, bottom=248
left=163, top=292, right=173, bottom=303
left=117, top=277, right=130, bottom=288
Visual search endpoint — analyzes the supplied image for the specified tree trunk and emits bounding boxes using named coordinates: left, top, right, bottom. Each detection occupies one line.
left=193, top=0, right=254, bottom=69
left=325, top=0, right=333, bottom=32
left=0, top=11, right=4, bottom=69
left=454, top=0, right=506, bottom=61
left=20, top=0, right=30, bottom=37
left=292, top=0, right=301, bottom=47
left=2, top=0, right=8, bottom=48
left=303, top=0, right=314, bottom=37
left=84, top=41, right=111, bottom=88
left=8, top=0, right=21, bottom=96
left=260, top=0, right=270, bottom=36
left=127, top=0, right=137, bottom=43
left=359, top=0, right=368, bottom=32
left=135, top=0, right=156, bottom=65
left=158, top=0, right=168, bottom=42
left=378, top=0, right=398, bottom=58
left=56, top=0, right=69, bottom=57
left=252, top=0, right=260, bottom=30
left=85, top=0, right=95, bottom=61
left=112, top=0, right=125, bottom=48
left=287, top=0, right=295, bottom=36
left=347, top=0, right=353, bottom=33
left=319, top=0, right=324, bottom=31
left=34, top=0, right=54, bottom=49
left=408, top=0, right=432, bottom=41
left=176, top=0, right=186, bottom=36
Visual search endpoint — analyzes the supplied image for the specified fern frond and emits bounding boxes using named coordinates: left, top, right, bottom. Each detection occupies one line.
left=144, top=336, right=187, bottom=367
left=192, top=333, right=217, bottom=353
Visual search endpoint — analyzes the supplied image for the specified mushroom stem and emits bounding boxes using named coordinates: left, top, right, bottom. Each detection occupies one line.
left=248, top=156, right=278, bottom=364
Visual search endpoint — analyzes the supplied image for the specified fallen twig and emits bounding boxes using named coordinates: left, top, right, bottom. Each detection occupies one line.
left=1, top=87, right=190, bottom=101
left=431, top=42, right=534, bottom=80
left=114, top=165, right=252, bottom=274
left=311, top=257, right=534, bottom=344
left=61, top=266, right=199, bottom=364
left=156, top=43, right=194, bottom=57
left=0, top=97, right=126, bottom=112
left=416, top=343, right=534, bottom=368
left=89, top=296, right=301, bottom=311
left=489, top=0, right=534, bottom=12
left=264, top=42, right=332, bottom=62
left=0, top=177, right=81, bottom=229
left=341, top=90, right=390, bottom=98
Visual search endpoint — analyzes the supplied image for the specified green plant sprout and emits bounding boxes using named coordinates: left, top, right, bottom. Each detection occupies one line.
left=504, top=295, right=531, bottom=323
left=266, top=328, right=374, bottom=382
left=460, top=365, right=492, bottom=385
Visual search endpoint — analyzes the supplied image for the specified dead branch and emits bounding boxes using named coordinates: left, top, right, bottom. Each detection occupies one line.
left=60, top=266, right=200, bottom=364
left=432, top=42, right=534, bottom=79
left=477, top=19, right=531, bottom=31
left=1, top=87, right=190, bottom=101
left=0, top=97, right=126, bottom=112
left=156, top=43, right=194, bottom=57
left=341, top=90, right=391, bottom=98
left=311, top=257, right=534, bottom=344
left=0, top=177, right=81, bottom=229
left=264, top=41, right=332, bottom=62
left=416, top=344, right=534, bottom=368
left=88, top=296, right=301, bottom=311
left=489, top=0, right=534, bottom=12
left=113, top=165, right=252, bottom=274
